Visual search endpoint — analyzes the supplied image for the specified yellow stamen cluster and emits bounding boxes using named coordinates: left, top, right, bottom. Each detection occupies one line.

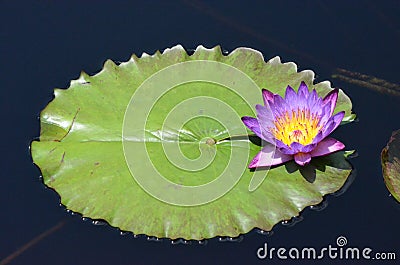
left=273, top=108, right=321, bottom=146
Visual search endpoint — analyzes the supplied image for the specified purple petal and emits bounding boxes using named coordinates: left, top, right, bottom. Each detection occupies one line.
left=284, top=85, right=297, bottom=106
left=262, top=89, right=274, bottom=106
left=321, top=111, right=345, bottom=139
left=256, top=104, right=274, bottom=124
left=308, top=97, right=323, bottom=116
left=293, top=82, right=310, bottom=110
left=294, top=152, right=312, bottom=166
left=311, top=131, right=324, bottom=145
left=317, top=103, right=334, bottom=127
left=308, top=89, right=318, bottom=104
left=290, top=142, right=305, bottom=153
left=275, top=140, right=296, bottom=155
left=300, top=142, right=318, bottom=153
left=248, top=144, right=292, bottom=168
left=289, top=142, right=317, bottom=154
left=261, top=132, right=276, bottom=144
left=241, top=116, right=263, bottom=139
left=310, top=137, right=345, bottom=157
left=270, top=94, right=288, bottom=118
left=306, top=90, right=318, bottom=113
left=277, top=141, right=315, bottom=155
left=322, top=89, right=339, bottom=116
left=254, top=106, right=276, bottom=144
left=297, top=81, right=309, bottom=99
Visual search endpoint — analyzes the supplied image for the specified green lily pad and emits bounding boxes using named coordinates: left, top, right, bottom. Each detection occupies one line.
left=31, top=45, right=355, bottom=240
left=382, top=129, right=400, bottom=203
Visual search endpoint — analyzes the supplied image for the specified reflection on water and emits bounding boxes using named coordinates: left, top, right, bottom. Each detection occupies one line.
left=146, top=236, right=163, bottom=243
left=281, top=216, right=304, bottom=227
left=171, top=238, right=190, bottom=245
left=218, top=235, right=244, bottom=243
left=255, top=229, right=274, bottom=237
left=332, top=68, right=400, bottom=96
left=309, top=200, right=329, bottom=212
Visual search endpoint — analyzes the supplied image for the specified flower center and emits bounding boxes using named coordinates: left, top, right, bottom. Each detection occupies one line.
left=272, top=108, right=321, bottom=146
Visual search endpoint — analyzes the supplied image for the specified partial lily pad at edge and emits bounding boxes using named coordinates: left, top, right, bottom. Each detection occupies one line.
left=31, top=45, right=355, bottom=240
left=381, top=129, right=400, bottom=202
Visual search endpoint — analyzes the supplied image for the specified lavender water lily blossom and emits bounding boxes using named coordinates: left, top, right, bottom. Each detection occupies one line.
left=242, top=82, right=345, bottom=168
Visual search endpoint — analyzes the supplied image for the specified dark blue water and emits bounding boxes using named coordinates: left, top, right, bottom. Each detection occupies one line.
left=1, top=1, right=399, bottom=264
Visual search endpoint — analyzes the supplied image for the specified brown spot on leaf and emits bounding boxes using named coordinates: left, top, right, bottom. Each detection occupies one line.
left=49, top=147, right=57, bottom=154
left=61, top=152, right=66, bottom=163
